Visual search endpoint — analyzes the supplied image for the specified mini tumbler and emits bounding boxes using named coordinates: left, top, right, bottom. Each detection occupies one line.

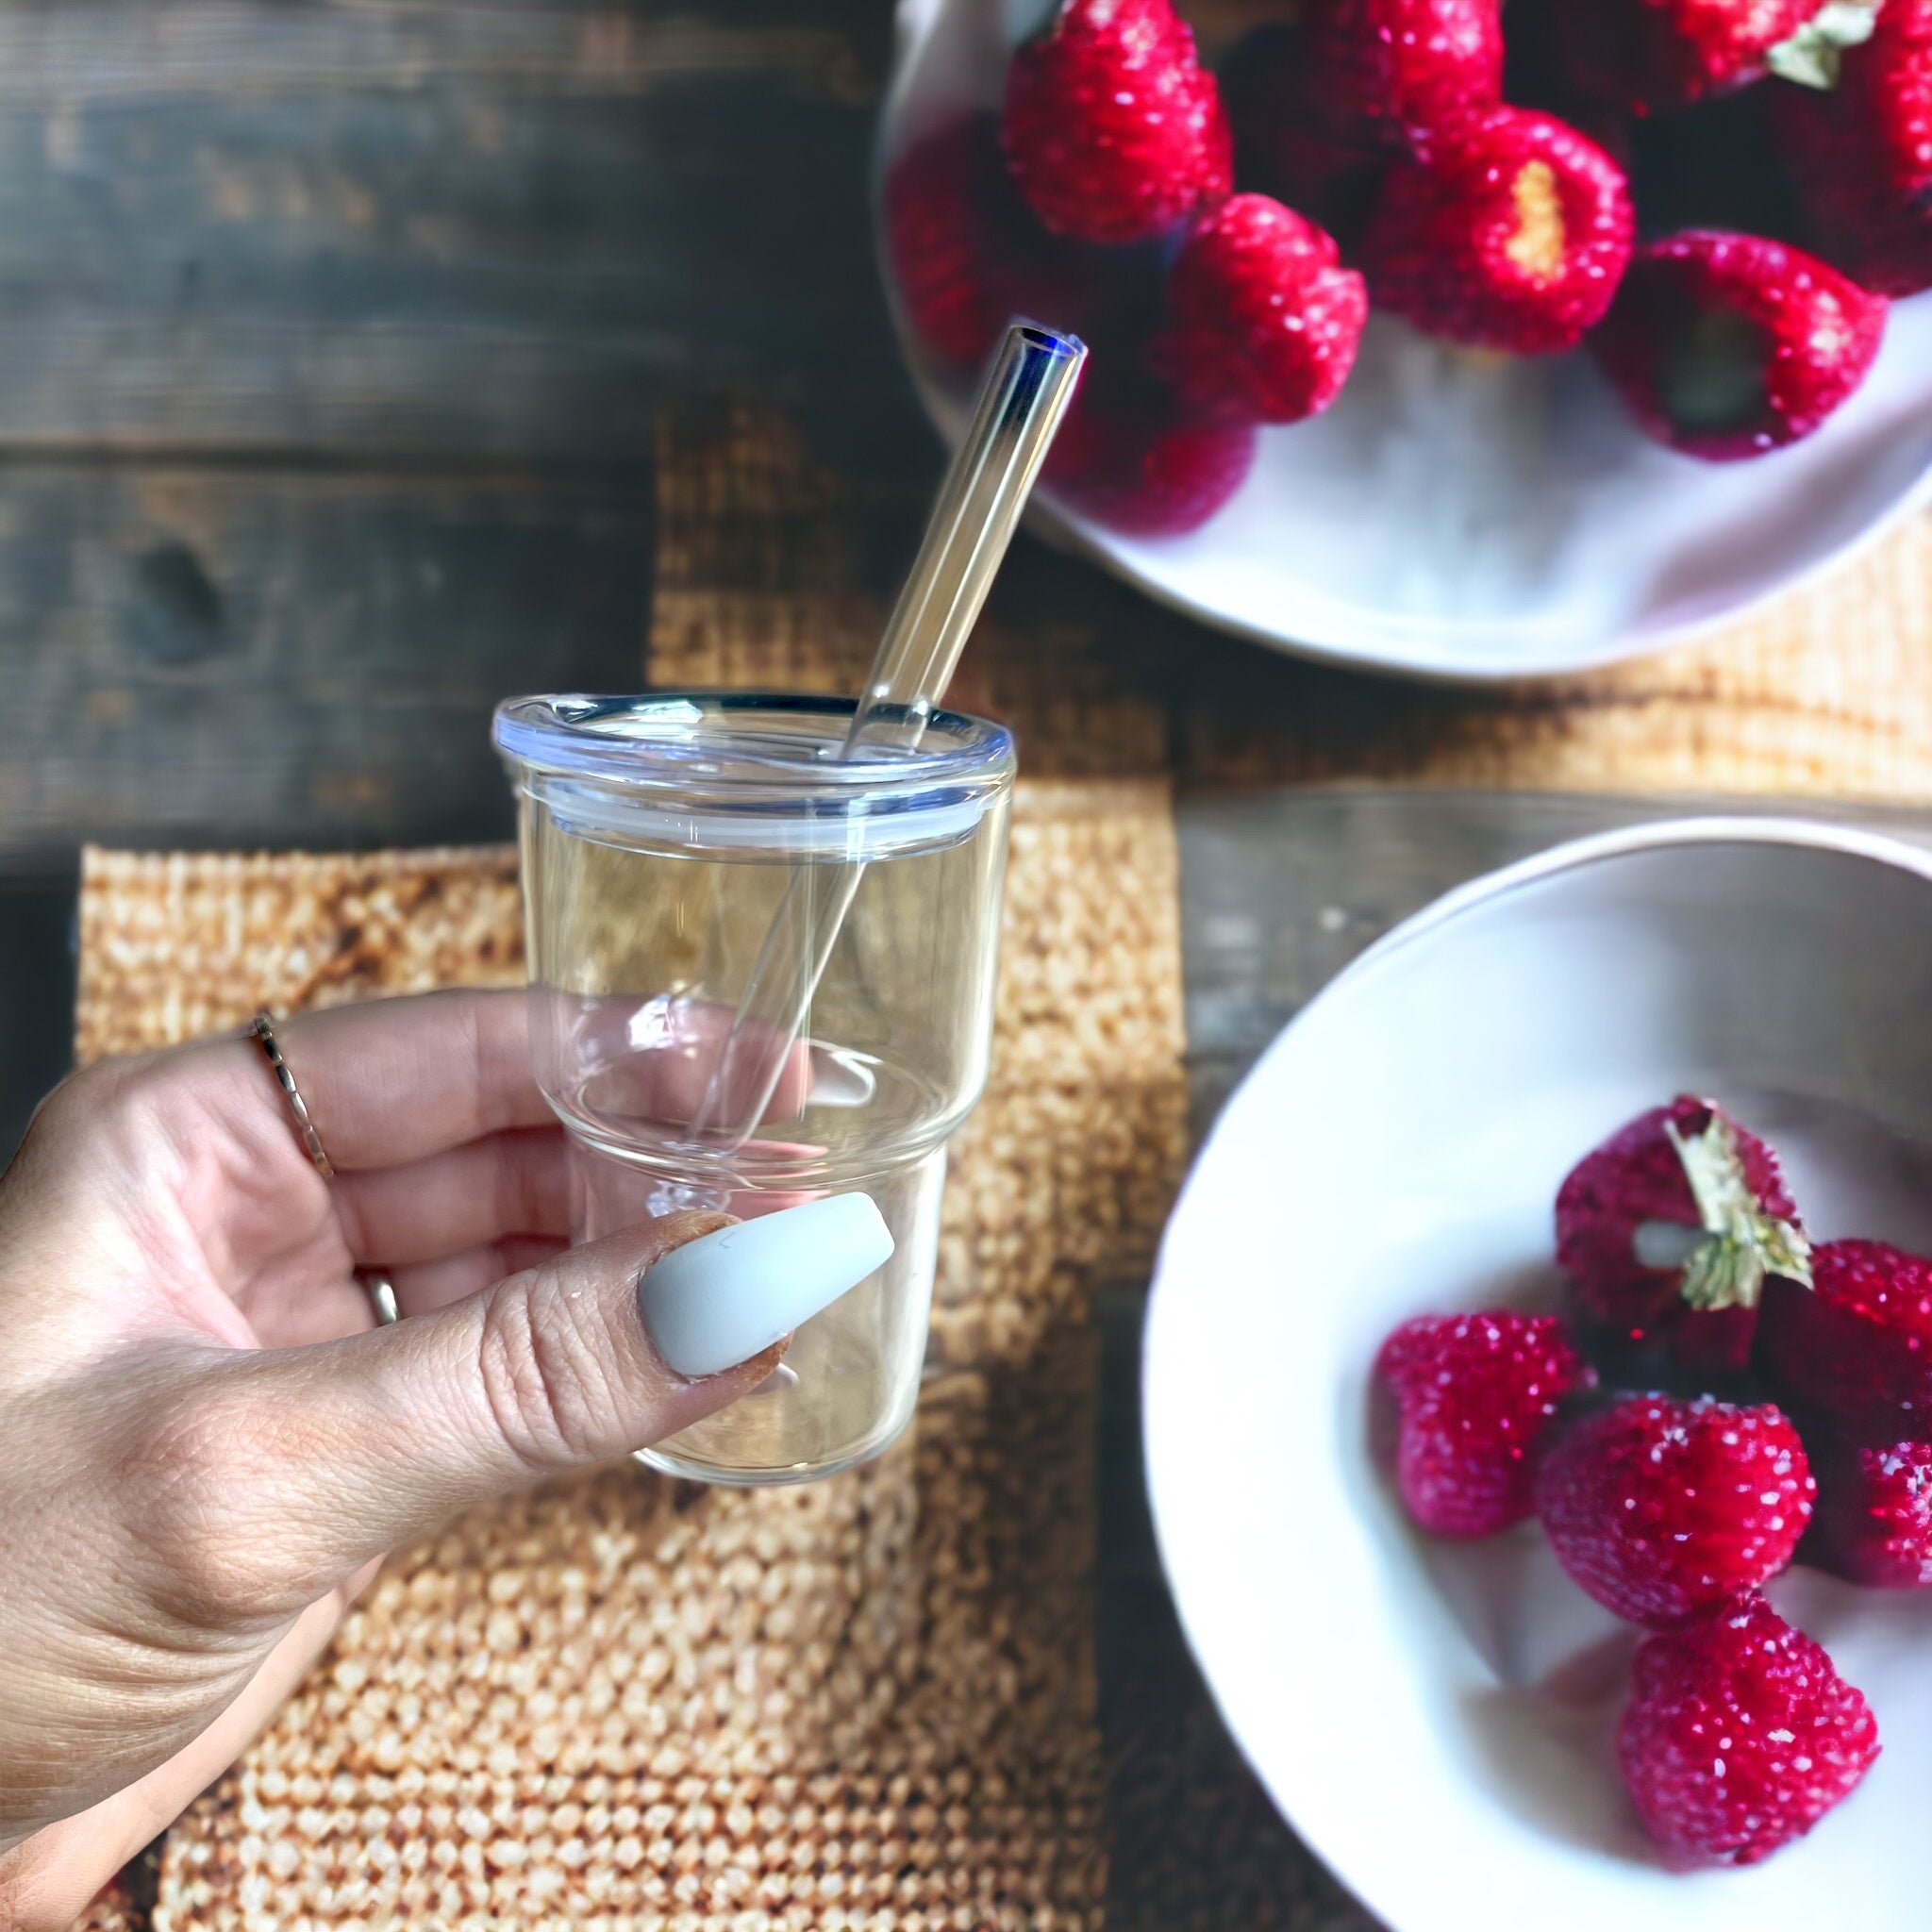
left=493, top=691, right=1014, bottom=1484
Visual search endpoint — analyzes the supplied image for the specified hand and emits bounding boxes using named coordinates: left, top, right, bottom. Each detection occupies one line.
left=0, top=991, right=784, bottom=1930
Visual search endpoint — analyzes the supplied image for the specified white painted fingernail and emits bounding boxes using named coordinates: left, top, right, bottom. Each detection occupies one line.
left=808, top=1041, right=877, bottom=1109
left=638, top=1193, right=895, bottom=1378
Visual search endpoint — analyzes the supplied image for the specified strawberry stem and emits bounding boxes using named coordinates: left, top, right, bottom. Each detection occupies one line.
left=1767, top=0, right=1881, bottom=89
left=1664, top=1113, right=1814, bottom=1311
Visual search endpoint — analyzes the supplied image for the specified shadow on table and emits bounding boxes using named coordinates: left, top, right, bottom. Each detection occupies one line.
left=0, top=874, right=75, bottom=1163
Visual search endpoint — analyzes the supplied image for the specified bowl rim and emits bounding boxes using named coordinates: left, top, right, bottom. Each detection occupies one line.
left=1142, top=812, right=1932, bottom=1924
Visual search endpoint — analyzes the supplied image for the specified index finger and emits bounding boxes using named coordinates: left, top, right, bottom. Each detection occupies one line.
left=267, top=989, right=550, bottom=1171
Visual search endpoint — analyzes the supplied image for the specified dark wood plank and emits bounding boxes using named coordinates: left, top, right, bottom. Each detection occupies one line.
left=0, top=875, right=75, bottom=1158
left=1177, top=790, right=1932, bottom=1124
left=0, top=0, right=893, bottom=458
left=0, top=463, right=654, bottom=866
left=0, top=2, right=872, bottom=98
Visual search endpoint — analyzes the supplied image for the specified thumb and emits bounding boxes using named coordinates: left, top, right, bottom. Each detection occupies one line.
left=171, top=1194, right=892, bottom=1608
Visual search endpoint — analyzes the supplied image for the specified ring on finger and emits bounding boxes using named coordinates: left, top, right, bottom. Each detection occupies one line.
left=361, top=1271, right=401, bottom=1326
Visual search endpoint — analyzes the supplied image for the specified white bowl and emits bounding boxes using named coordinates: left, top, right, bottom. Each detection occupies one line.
left=880, top=0, right=1932, bottom=681
left=1145, top=820, right=1932, bottom=1930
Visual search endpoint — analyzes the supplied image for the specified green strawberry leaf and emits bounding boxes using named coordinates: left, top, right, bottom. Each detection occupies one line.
left=1665, top=1112, right=1814, bottom=1312
left=1768, top=0, right=1882, bottom=89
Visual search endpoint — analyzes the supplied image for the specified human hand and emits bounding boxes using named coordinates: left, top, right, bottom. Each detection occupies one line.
left=0, top=990, right=860, bottom=1930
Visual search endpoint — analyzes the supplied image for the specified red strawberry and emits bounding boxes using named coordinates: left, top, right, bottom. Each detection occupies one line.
left=1556, top=1095, right=1807, bottom=1377
left=1150, top=195, right=1368, bottom=425
left=1041, top=361, right=1257, bottom=536
left=1619, top=1593, right=1878, bottom=1867
left=1556, top=0, right=1819, bottom=115
left=1303, top=0, right=1507, bottom=147
left=883, top=113, right=1124, bottom=367
left=1002, top=0, right=1233, bottom=245
left=1591, top=232, right=1887, bottom=460
left=1759, top=1239, right=1932, bottom=1445
left=1221, top=24, right=1391, bottom=248
left=1359, top=107, right=1634, bottom=352
left=1374, top=1311, right=1591, bottom=1538
left=1805, top=1436, right=1932, bottom=1587
left=1536, top=1394, right=1813, bottom=1628
left=1776, top=0, right=1932, bottom=296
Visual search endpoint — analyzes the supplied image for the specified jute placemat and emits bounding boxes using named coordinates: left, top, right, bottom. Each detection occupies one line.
left=71, top=771, right=1186, bottom=1930
left=1174, top=506, right=1932, bottom=799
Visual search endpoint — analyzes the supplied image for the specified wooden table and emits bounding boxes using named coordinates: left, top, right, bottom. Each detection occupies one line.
left=8, top=5, right=1932, bottom=1924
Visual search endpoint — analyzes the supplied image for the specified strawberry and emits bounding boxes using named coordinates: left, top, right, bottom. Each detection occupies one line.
left=1536, top=1394, right=1814, bottom=1628
left=1374, top=1311, right=1592, bottom=1538
left=1150, top=195, right=1368, bottom=425
left=1041, top=359, right=1257, bottom=536
left=1619, top=1592, right=1879, bottom=1867
left=1358, top=107, right=1635, bottom=352
left=1776, top=0, right=1932, bottom=296
left=1804, top=1435, right=1932, bottom=1587
left=1555, top=1096, right=1807, bottom=1378
left=1221, top=24, right=1391, bottom=248
left=1591, top=231, right=1887, bottom=460
left=1303, top=0, right=1507, bottom=148
left=1556, top=0, right=1820, bottom=115
left=883, top=113, right=1131, bottom=368
left=1758, top=1239, right=1932, bottom=1445
left=1002, top=0, right=1233, bottom=245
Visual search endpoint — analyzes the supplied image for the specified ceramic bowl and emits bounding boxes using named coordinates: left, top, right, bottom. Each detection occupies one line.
left=1144, top=819, right=1932, bottom=1929
left=879, top=0, right=1932, bottom=681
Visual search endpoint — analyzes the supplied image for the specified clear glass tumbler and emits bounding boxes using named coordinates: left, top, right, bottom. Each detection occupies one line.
left=491, top=692, right=1015, bottom=1485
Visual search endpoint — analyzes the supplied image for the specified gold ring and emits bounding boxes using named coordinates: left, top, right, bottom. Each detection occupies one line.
left=250, top=1008, right=334, bottom=1178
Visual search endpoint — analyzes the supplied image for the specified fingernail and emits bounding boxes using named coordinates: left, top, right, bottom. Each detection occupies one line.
left=638, top=1193, right=895, bottom=1378
left=807, top=1041, right=877, bottom=1109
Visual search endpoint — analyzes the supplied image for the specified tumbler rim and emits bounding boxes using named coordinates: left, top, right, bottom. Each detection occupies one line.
left=492, top=691, right=1015, bottom=801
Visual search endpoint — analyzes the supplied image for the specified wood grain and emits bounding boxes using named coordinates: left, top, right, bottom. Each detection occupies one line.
left=0, top=0, right=891, bottom=459
left=0, top=465, right=652, bottom=868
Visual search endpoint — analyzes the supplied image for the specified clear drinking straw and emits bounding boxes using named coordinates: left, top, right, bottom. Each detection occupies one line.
left=684, top=323, right=1087, bottom=1154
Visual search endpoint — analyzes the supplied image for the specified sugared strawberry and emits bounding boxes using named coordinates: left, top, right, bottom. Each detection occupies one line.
left=1536, top=1394, right=1813, bottom=1627
left=1359, top=107, right=1634, bottom=351
left=1759, top=1239, right=1932, bottom=1444
left=883, top=113, right=1126, bottom=368
left=1618, top=1593, right=1878, bottom=1866
left=1558, top=0, right=1820, bottom=115
left=1805, top=1435, right=1932, bottom=1588
left=1150, top=195, right=1367, bottom=425
left=1591, top=231, right=1887, bottom=460
left=1002, top=0, right=1233, bottom=245
left=1556, top=1095, right=1807, bottom=1377
left=1374, top=1310, right=1591, bottom=1538
left=1776, top=0, right=1932, bottom=296
left=1221, top=24, right=1391, bottom=248
left=1041, top=361, right=1257, bottom=536
left=1303, top=0, right=1507, bottom=147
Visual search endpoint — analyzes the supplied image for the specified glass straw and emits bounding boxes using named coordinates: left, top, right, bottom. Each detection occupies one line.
left=685, top=323, right=1087, bottom=1153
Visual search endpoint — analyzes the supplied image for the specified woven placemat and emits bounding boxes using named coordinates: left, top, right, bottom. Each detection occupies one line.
left=71, top=772, right=1186, bottom=1930
left=1174, top=507, right=1932, bottom=799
